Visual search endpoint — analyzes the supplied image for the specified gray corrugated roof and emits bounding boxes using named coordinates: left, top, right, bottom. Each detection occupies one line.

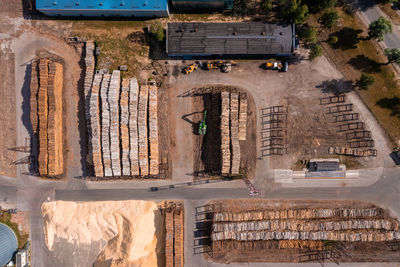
left=167, top=22, right=294, bottom=55
left=0, top=223, right=18, bottom=266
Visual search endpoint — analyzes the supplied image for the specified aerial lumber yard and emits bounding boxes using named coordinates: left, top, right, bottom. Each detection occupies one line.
left=2, top=0, right=400, bottom=266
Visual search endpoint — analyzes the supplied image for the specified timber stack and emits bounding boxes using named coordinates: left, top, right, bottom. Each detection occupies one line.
left=31, top=58, right=64, bottom=176
left=164, top=202, right=184, bottom=267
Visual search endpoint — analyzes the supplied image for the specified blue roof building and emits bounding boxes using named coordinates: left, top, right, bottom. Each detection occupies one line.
left=0, top=223, right=18, bottom=266
left=36, top=0, right=169, bottom=17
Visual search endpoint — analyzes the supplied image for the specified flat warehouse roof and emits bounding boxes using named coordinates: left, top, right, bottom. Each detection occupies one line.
left=167, top=22, right=294, bottom=56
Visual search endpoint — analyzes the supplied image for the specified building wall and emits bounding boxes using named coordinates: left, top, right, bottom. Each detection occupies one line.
left=37, top=8, right=169, bottom=17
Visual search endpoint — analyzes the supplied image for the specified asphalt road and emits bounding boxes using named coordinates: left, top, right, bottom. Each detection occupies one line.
left=358, top=0, right=400, bottom=48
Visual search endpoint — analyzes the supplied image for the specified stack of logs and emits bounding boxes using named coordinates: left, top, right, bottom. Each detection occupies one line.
left=165, top=203, right=184, bottom=267
left=84, top=41, right=95, bottom=163
left=211, top=207, right=400, bottom=243
left=220, top=91, right=248, bottom=175
left=88, top=71, right=159, bottom=178
left=30, top=59, right=63, bottom=176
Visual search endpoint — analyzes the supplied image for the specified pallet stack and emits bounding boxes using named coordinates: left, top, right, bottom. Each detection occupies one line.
left=31, top=59, right=64, bottom=176
left=138, top=85, right=149, bottom=176
left=230, top=93, right=240, bottom=175
left=120, top=78, right=130, bottom=176
left=90, top=74, right=103, bottom=177
left=88, top=75, right=160, bottom=178
left=100, top=74, right=112, bottom=177
left=221, top=92, right=231, bottom=174
left=148, top=85, right=159, bottom=175
left=238, top=94, right=247, bottom=141
left=129, top=78, right=140, bottom=176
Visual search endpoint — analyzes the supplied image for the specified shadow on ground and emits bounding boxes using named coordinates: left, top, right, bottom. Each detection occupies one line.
left=316, top=79, right=354, bottom=95
left=348, top=55, right=382, bottom=73
left=376, top=97, right=400, bottom=118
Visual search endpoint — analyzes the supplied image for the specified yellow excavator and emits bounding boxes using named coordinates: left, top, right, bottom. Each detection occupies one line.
left=182, top=64, right=197, bottom=75
left=206, top=60, right=238, bottom=72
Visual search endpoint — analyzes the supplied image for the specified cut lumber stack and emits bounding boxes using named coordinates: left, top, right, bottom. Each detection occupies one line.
left=120, top=78, right=130, bottom=176
left=46, top=62, right=63, bottom=176
left=129, top=78, right=140, bottom=176
left=37, top=59, right=49, bottom=175
left=174, top=209, right=184, bottom=267
left=84, top=41, right=95, bottom=163
left=165, top=205, right=185, bottom=267
left=90, top=74, right=103, bottom=177
left=30, top=61, right=39, bottom=135
left=221, top=92, right=231, bottom=174
left=238, top=94, right=247, bottom=141
left=138, top=85, right=149, bottom=176
left=230, top=93, right=240, bottom=175
left=109, top=70, right=121, bottom=176
left=148, top=85, right=159, bottom=175
left=165, top=211, right=174, bottom=267
left=31, top=59, right=64, bottom=176
left=100, top=74, right=112, bottom=177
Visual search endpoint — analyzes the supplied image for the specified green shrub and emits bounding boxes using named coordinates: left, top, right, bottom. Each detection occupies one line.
left=356, top=73, right=375, bottom=90
left=320, top=10, right=340, bottom=29
left=327, top=35, right=339, bottom=44
left=310, top=44, right=323, bottom=60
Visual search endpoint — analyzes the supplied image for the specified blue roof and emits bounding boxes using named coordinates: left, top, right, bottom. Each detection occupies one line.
left=0, top=223, right=18, bottom=266
left=36, top=0, right=168, bottom=11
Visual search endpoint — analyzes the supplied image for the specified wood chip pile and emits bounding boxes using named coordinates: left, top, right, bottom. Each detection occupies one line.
left=165, top=205, right=184, bottom=267
left=220, top=92, right=247, bottom=175
left=211, top=207, right=400, bottom=242
left=31, top=59, right=63, bottom=176
left=88, top=74, right=159, bottom=178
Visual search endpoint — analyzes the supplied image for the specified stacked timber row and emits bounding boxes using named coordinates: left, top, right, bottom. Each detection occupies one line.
left=30, top=59, right=63, bottom=176
left=221, top=92, right=231, bottom=174
left=211, top=207, right=400, bottom=243
left=220, top=92, right=248, bottom=175
left=165, top=205, right=184, bottom=267
left=238, top=93, right=247, bottom=141
left=84, top=41, right=95, bottom=163
left=88, top=73, right=159, bottom=178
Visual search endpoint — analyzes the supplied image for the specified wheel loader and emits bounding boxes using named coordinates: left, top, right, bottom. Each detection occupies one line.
left=182, top=64, right=197, bottom=75
left=265, top=60, right=288, bottom=72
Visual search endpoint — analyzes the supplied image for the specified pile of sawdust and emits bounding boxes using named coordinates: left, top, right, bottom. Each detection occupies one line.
left=41, top=200, right=162, bottom=266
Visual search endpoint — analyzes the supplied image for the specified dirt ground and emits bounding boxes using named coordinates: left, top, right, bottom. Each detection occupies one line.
left=205, top=199, right=400, bottom=264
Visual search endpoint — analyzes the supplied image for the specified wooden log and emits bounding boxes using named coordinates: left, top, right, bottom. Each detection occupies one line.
left=30, top=61, right=39, bottom=135
left=230, top=93, right=240, bottom=174
left=138, top=85, right=149, bottom=176
left=109, top=70, right=121, bottom=176
left=148, top=85, right=159, bottom=175
left=120, top=78, right=130, bottom=176
left=90, top=74, right=104, bottom=177
left=238, top=94, right=247, bottom=141
left=84, top=41, right=95, bottom=163
left=37, top=59, right=49, bottom=175
left=100, top=74, right=112, bottom=177
left=165, top=211, right=174, bottom=267
left=174, top=209, right=184, bottom=267
left=220, top=92, right=231, bottom=174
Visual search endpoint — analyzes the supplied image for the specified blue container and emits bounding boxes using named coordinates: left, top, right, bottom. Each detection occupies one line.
left=36, top=0, right=169, bottom=17
left=0, top=223, right=18, bottom=266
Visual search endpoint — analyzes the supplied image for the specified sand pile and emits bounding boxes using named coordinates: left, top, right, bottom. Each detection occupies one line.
left=41, top=200, right=162, bottom=267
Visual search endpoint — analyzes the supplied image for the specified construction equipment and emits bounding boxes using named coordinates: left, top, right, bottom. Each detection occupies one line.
left=198, top=110, right=207, bottom=135
left=221, top=61, right=238, bottom=73
left=206, top=60, right=223, bottom=70
left=183, top=64, right=197, bottom=75
left=206, top=60, right=238, bottom=72
left=265, top=60, right=288, bottom=72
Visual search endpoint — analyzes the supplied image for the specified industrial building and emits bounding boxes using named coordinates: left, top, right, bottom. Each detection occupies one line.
left=170, top=0, right=233, bottom=11
left=0, top=223, right=18, bottom=266
left=166, top=22, right=295, bottom=57
left=36, top=0, right=169, bottom=17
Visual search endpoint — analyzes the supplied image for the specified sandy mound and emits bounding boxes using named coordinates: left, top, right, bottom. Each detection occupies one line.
left=41, top=200, right=162, bottom=266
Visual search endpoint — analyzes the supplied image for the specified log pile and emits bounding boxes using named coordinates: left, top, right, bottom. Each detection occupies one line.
left=87, top=75, right=160, bottom=178
left=138, top=85, right=149, bottom=176
left=165, top=204, right=184, bottom=267
left=211, top=207, right=400, bottom=243
left=148, top=85, right=159, bottom=175
left=129, top=78, right=139, bottom=176
left=230, top=93, right=240, bottom=174
left=221, top=92, right=231, bottom=174
left=84, top=41, right=95, bottom=162
left=238, top=94, right=247, bottom=141
left=31, top=59, right=63, bottom=176
left=90, top=74, right=103, bottom=177
left=120, top=78, right=130, bottom=176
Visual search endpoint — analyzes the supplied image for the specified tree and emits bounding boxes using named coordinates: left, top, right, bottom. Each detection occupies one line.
left=303, top=0, right=336, bottom=12
left=356, top=73, right=375, bottom=90
left=310, top=44, right=323, bottom=60
left=279, top=0, right=309, bottom=24
left=385, top=48, right=400, bottom=65
left=261, top=0, right=273, bottom=11
left=376, top=0, right=394, bottom=3
left=327, top=35, right=338, bottom=44
left=301, top=26, right=317, bottom=44
left=150, top=22, right=165, bottom=42
left=320, top=11, right=339, bottom=29
left=368, top=17, right=392, bottom=41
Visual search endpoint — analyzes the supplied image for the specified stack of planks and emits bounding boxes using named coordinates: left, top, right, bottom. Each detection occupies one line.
left=84, top=41, right=95, bottom=162
left=230, top=93, right=240, bottom=174
left=88, top=75, right=159, bottom=178
left=220, top=92, right=231, bottom=174
left=238, top=93, right=247, bottom=141
left=31, top=59, right=63, bottom=176
left=165, top=206, right=185, bottom=267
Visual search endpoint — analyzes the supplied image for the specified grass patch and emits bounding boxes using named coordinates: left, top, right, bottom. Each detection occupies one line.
left=310, top=9, right=400, bottom=145
left=0, top=213, right=29, bottom=249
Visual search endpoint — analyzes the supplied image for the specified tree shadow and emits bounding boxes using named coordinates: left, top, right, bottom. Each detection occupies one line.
left=376, top=97, right=400, bottom=118
left=348, top=55, right=382, bottom=73
left=330, top=28, right=363, bottom=50
left=316, top=79, right=354, bottom=95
